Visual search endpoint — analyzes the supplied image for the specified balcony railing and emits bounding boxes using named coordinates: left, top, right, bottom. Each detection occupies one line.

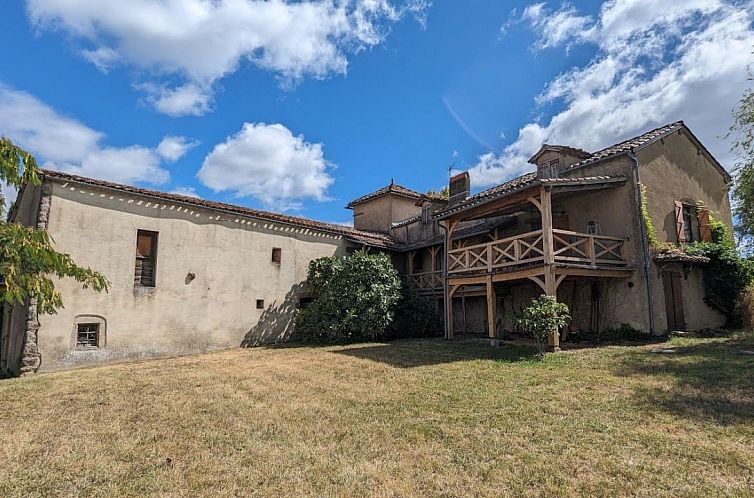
left=406, top=271, right=444, bottom=292
left=448, top=229, right=629, bottom=275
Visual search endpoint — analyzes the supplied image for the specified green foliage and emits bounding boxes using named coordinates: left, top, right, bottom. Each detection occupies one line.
left=386, top=286, right=441, bottom=339
left=731, top=81, right=754, bottom=252
left=295, top=251, right=401, bottom=343
left=639, top=184, right=660, bottom=249
left=513, top=295, right=570, bottom=356
left=426, top=186, right=449, bottom=199
left=685, top=240, right=754, bottom=324
left=0, top=137, right=109, bottom=314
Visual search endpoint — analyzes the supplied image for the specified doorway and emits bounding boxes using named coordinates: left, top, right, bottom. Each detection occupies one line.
left=662, top=271, right=686, bottom=331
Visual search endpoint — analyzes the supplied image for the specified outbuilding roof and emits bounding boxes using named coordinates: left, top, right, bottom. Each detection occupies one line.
left=346, top=181, right=422, bottom=209
left=39, top=170, right=400, bottom=249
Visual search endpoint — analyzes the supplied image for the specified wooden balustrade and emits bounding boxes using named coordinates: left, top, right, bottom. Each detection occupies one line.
left=448, top=229, right=628, bottom=275
left=406, top=271, right=444, bottom=291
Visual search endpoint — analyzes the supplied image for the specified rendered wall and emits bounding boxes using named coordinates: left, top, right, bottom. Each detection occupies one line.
left=33, top=180, right=348, bottom=372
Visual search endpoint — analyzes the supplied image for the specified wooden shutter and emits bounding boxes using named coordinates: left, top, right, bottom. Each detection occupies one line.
left=674, top=201, right=685, bottom=243
left=698, top=208, right=711, bottom=242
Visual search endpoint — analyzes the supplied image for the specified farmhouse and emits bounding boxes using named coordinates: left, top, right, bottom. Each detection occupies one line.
left=0, top=121, right=732, bottom=375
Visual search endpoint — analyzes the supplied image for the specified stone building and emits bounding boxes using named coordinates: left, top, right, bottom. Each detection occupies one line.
left=0, top=121, right=732, bottom=375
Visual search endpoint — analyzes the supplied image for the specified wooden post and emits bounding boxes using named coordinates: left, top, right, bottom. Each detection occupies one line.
left=487, top=275, right=497, bottom=346
left=407, top=250, right=414, bottom=276
left=444, top=220, right=459, bottom=341
left=541, top=186, right=560, bottom=352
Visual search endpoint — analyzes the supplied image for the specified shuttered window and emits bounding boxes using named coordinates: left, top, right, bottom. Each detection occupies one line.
left=697, top=207, right=712, bottom=241
left=135, top=230, right=158, bottom=287
left=674, top=201, right=702, bottom=243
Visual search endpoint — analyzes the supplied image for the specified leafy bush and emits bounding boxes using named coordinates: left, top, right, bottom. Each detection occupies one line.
left=295, top=251, right=401, bottom=343
left=738, top=286, right=754, bottom=329
left=686, top=215, right=754, bottom=324
left=387, top=286, right=441, bottom=339
left=513, top=296, right=570, bottom=356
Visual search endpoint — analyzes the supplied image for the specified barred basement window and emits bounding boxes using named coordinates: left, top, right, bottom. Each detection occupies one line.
left=135, top=230, right=158, bottom=287
left=76, top=323, right=100, bottom=349
left=271, top=247, right=282, bottom=264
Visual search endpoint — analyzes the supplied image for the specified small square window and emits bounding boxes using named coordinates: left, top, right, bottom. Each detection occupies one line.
left=256, top=299, right=265, bottom=310
left=271, top=247, right=282, bottom=264
left=299, top=297, right=314, bottom=309
left=76, top=323, right=99, bottom=348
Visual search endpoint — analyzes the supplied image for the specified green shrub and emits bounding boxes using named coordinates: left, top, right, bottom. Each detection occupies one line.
left=685, top=216, right=754, bottom=325
left=513, top=296, right=570, bottom=356
left=387, top=286, right=441, bottom=339
left=295, top=251, right=401, bottom=343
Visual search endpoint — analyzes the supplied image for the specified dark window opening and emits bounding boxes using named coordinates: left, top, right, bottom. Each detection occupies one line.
left=299, top=297, right=314, bottom=309
left=682, top=205, right=697, bottom=242
left=76, top=323, right=99, bottom=348
left=135, top=230, right=158, bottom=287
left=256, top=299, right=265, bottom=310
left=271, top=247, right=282, bottom=264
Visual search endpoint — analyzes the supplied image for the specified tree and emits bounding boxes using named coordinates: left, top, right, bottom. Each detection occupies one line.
left=426, top=186, right=449, bottom=199
left=513, top=296, right=570, bottom=357
left=295, top=250, right=401, bottom=343
left=1, top=138, right=109, bottom=314
left=731, top=78, right=754, bottom=252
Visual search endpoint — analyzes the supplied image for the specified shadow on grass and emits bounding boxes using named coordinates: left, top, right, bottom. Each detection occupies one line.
left=333, top=337, right=539, bottom=368
left=614, top=332, right=754, bottom=425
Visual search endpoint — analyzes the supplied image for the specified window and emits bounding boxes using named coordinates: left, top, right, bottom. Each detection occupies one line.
left=256, top=299, right=265, bottom=309
left=299, top=297, right=314, bottom=309
left=682, top=205, right=696, bottom=242
left=675, top=202, right=699, bottom=243
left=539, top=158, right=560, bottom=179
left=135, top=230, right=158, bottom=287
left=271, top=247, right=282, bottom=264
left=76, top=323, right=99, bottom=349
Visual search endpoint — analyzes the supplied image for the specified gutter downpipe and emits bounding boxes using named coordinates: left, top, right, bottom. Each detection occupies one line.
left=628, top=149, right=656, bottom=335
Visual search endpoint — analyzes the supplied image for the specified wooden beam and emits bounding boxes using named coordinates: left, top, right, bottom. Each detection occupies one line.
left=487, top=275, right=497, bottom=346
left=555, top=274, right=567, bottom=290
left=448, top=275, right=488, bottom=287
left=527, top=195, right=542, bottom=213
left=528, top=275, right=547, bottom=292
left=554, top=267, right=634, bottom=279
left=540, top=186, right=554, bottom=266
left=491, top=266, right=545, bottom=283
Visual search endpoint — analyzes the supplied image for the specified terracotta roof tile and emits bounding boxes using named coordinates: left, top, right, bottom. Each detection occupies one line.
left=40, top=169, right=399, bottom=249
left=346, top=182, right=422, bottom=208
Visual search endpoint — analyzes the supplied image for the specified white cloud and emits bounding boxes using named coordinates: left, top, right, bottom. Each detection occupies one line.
left=470, top=0, right=754, bottom=187
left=81, top=46, right=119, bottom=72
left=522, top=2, right=593, bottom=49
left=157, top=136, right=199, bottom=162
left=170, top=186, right=200, bottom=198
left=197, top=122, right=334, bottom=210
left=1, top=182, right=18, bottom=210
left=26, top=0, right=428, bottom=116
left=0, top=84, right=177, bottom=185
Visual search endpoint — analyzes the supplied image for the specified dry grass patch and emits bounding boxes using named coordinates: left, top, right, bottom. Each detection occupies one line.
left=1, top=333, right=754, bottom=497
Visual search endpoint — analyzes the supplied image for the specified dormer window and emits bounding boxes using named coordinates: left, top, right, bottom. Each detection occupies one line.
left=541, top=158, right=560, bottom=179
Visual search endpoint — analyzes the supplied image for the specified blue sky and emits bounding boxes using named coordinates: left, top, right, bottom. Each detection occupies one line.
left=1, top=0, right=752, bottom=224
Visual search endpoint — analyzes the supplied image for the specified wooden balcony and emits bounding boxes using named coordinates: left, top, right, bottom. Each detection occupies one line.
left=406, top=270, right=443, bottom=293
left=448, top=229, right=630, bottom=276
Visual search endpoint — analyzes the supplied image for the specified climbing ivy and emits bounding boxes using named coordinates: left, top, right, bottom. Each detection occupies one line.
left=685, top=211, right=754, bottom=324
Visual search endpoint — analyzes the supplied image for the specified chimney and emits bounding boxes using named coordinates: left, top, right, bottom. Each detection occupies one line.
left=449, top=172, right=470, bottom=205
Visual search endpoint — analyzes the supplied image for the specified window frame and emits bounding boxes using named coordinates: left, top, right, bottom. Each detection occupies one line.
left=134, top=230, right=159, bottom=287
left=76, top=322, right=100, bottom=349
left=271, top=247, right=282, bottom=264
left=256, top=299, right=265, bottom=310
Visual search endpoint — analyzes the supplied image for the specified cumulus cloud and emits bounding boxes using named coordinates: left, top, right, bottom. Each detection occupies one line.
left=0, top=84, right=181, bottom=185
left=521, top=2, right=593, bottom=49
left=469, top=0, right=754, bottom=187
left=157, top=136, right=199, bottom=162
left=197, top=122, right=334, bottom=210
left=26, top=0, right=429, bottom=116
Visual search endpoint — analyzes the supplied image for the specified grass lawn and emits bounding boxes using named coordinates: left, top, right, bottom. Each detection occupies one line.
left=2, top=333, right=754, bottom=497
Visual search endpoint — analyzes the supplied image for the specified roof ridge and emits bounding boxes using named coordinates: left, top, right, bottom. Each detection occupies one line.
left=346, top=181, right=422, bottom=208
